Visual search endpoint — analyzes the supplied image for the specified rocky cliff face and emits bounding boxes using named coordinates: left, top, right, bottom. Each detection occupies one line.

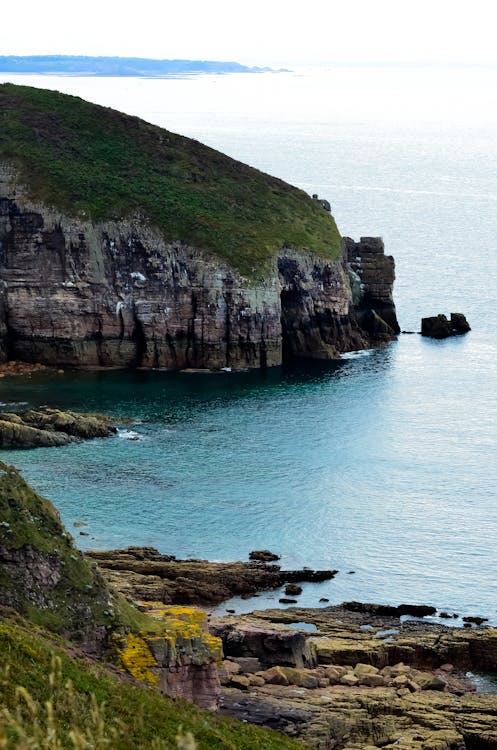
left=0, top=166, right=398, bottom=370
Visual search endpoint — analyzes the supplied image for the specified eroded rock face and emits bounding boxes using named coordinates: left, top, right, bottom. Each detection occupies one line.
left=0, top=167, right=399, bottom=370
left=115, top=604, right=222, bottom=710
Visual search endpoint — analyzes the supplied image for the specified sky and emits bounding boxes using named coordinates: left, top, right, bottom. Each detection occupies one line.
left=2, top=0, right=497, bottom=67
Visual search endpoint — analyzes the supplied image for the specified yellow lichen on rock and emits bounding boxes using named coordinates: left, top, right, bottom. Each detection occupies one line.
left=114, top=632, right=158, bottom=686
left=115, top=603, right=223, bottom=687
left=136, top=602, right=223, bottom=664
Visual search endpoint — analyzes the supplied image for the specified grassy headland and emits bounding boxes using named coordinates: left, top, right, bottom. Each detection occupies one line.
left=0, top=83, right=341, bottom=278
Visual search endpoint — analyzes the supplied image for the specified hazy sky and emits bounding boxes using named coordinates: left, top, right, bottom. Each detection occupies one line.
left=2, top=0, right=497, bottom=67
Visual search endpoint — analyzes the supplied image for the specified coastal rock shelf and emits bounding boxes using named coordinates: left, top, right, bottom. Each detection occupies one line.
left=0, top=408, right=116, bottom=448
left=211, top=607, right=497, bottom=749
left=86, top=546, right=337, bottom=607
left=0, top=84, right=399, bottom=371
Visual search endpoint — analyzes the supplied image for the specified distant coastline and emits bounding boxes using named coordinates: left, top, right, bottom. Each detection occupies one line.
left=0, top=55, right=286, bottom=77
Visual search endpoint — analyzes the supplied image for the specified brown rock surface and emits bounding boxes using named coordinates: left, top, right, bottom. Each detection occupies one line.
left=86, top=546, right=337, bottom=607
left=220, top=679, right=497, bottom=749
left=207, top=605, right=497, bottom=746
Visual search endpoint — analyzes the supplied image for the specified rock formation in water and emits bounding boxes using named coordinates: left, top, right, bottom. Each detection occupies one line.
left=86, top=545, right=337, bottom=606
left=0, top=84, right=399, bottom=370
left=421, top=312, right=471, bottom=339
left=0, top=408, right=116, bottom=448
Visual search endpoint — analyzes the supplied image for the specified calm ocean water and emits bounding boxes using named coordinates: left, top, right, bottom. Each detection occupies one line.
left=1, top=68, right=497, bottom=620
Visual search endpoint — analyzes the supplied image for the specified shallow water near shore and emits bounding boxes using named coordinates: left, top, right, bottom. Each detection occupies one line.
left=1, top=67, right=497, bottom=621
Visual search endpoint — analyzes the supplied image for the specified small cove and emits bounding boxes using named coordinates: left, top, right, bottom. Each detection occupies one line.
left=0, top=67, right=496, bottom=623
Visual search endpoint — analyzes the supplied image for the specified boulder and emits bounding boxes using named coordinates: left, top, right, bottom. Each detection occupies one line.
left=257, top=666, right=289, bottom=686
left=354, top=663, right=380, bottom=676
left=360, top=673, right=386, bottom=687
left=284, top=584, right=303, bottom=596
left=340, top=672, right=359, bottom=686
left=248, top=550, right=280, bottom=563
left=279, top=667, right=320, bottom=689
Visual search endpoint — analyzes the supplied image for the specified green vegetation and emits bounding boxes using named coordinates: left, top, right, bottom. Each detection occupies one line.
left=0, top=461, right=115, bottom=635
left=0, top=615, right=306, bottom=749
left=0, top=83, right=341, bottom=277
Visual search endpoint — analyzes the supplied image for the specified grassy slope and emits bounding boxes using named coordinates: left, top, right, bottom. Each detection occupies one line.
left=0, top=615, right=306, bottom=750
left=0, top=461, right=114, bottom=634
left=0, top=83, right=341, bottom=277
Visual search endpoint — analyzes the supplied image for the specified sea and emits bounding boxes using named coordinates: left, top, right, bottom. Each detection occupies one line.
left=1, top=66, right=497, bottom=621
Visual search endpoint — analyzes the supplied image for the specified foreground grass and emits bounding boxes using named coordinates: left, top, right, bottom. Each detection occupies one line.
left=0, top=615, right=306, bottom=750
left=0, top=83, right=341, bottom=278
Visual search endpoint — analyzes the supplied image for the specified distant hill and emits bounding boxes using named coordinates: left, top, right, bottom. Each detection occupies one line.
left=0, top=55, right=279, bottom=76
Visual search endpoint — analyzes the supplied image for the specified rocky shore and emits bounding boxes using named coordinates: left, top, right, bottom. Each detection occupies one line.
left=211, top=606, right=497, bottom=748
left=83, top=545, right=497, bottom=748
left=0, top=359, right=61, bottom=377
left=0, top=408, right=116, bottom=448
left=86, top=546, right=337, bottom=607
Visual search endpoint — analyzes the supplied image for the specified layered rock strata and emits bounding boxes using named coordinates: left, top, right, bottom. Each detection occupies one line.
left=0, top=167, right=398, bottom=370
left=115, top=602, right=222, bottom=710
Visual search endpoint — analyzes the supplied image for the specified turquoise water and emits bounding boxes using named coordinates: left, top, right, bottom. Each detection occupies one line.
left=1, top=68, right=497, bottom=619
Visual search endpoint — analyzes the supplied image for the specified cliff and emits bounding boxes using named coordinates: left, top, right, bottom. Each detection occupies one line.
left=0, top=84, right=398, bottom=370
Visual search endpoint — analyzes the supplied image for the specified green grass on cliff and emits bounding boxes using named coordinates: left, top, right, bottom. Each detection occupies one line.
left=0, top=461, right=114, bottom=632
left=0, top=615, right=306, bottom=750
left=0, top=83, right=341, bottom=277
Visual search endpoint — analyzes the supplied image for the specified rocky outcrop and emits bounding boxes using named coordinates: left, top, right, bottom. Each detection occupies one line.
left=345, top=236, right=400, bottom=341
left=220, top=683, right=497, bottom=749
left=0, top=165, right=398, bottom=370
left=0, top=408, right=116, bottom=448
left=86, top=546, right=337, bottom=607
left=211, top=608, right=497, bottom=748
left=0, top=463, right=226, bottom=709
left=421, top=313, right=471, bottom=339
left=115, top=602, right=222, bottom=710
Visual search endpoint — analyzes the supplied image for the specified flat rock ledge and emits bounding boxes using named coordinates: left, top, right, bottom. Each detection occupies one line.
left=209, top=606, right=497, bottom=749
left=0, top=408, right=116, bottom=449
left=86, top=546, right=337, bottom=607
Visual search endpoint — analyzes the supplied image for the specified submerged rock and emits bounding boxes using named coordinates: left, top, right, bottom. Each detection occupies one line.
left=249, top=549, right=281, bottom=563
